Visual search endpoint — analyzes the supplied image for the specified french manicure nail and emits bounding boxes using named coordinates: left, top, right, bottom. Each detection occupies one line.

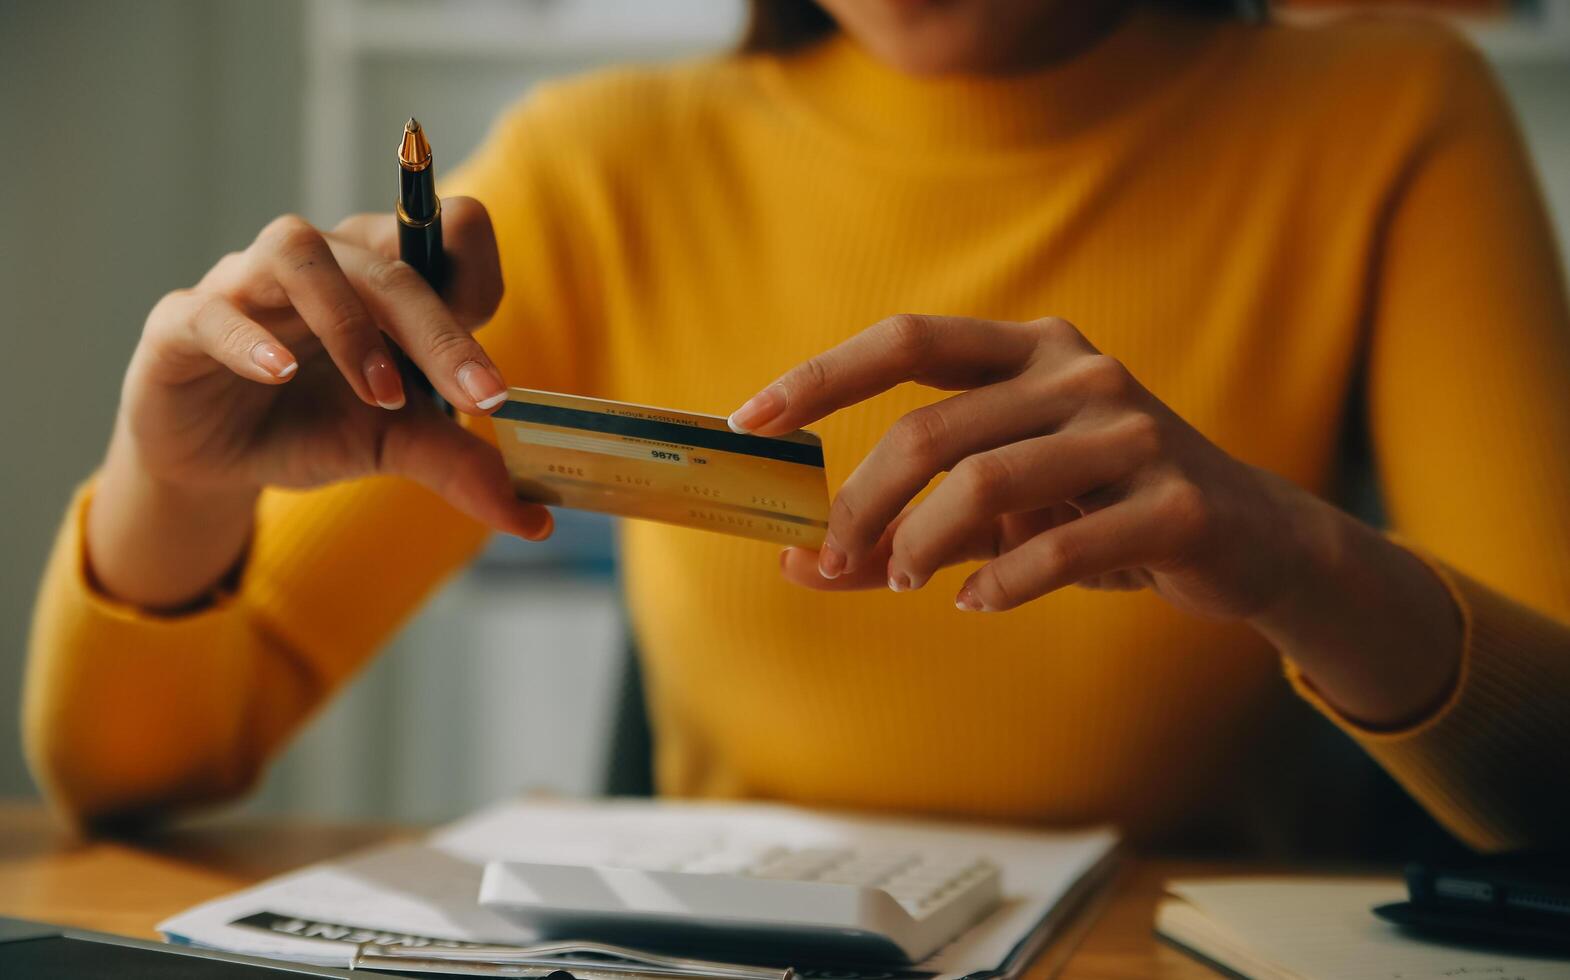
left=818, top=540, right=845, bottom=579
left=727, top=385, right=786, bottom=433
left=955, top=585, right=984, bottom=612
left=252, top=342, right=297, bottom=380
left=363, top=350, right=405, bottom=410
left=458, top=360, right=506, bottom=411
left=888, top=572, right=911, bottom=593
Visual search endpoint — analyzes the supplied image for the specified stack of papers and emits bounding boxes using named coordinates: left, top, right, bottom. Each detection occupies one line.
left=159, top=798, right=1118, bottom=978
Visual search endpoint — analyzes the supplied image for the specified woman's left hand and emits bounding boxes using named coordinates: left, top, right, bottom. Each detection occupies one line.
left=728, top=314, right=1325, bottom=618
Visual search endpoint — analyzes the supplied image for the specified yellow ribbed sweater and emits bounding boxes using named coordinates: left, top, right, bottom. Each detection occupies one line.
left=24, top=9, right=1570, bottom=850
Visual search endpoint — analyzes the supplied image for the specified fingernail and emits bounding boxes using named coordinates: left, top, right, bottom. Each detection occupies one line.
left=526, top=511, right=555, bottom=541
left=518, top=507, right=554, bottom=542
left=252, top=342, right=297, bottom=380
left=955, top=585, right=984, bottom=612
left=888, top=572, right=911, bottom=593
left=818, top=539, right=845, bottom=579
left=363, top=350, right=405, bottom=410
left=727, top=385, right=786, bottom=434
left=458, top=361, right=507, bottom=411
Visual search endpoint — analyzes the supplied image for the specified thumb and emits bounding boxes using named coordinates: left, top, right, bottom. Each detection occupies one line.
left=378, top=410, right=552, bottom=540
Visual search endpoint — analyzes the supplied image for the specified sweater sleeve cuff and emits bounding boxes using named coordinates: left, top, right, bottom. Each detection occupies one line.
left=1283, top=542, right=1570, bottom=850
left=23, top=482, right=261, bottom=825
left=60, top=480, right=247, bottom=624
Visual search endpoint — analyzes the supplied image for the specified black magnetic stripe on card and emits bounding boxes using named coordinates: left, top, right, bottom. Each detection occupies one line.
left=494, top=402, right=825, bottom=467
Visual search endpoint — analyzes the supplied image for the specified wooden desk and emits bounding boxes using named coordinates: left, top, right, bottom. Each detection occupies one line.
left=0, top=800, right=1245, bottom=979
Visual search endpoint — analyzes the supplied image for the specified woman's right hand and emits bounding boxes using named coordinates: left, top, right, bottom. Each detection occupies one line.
left=90, top=199, right=550, bottom=608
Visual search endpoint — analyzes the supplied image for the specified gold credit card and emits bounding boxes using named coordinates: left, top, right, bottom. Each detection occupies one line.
left=493, top=388, right=829, bottom=547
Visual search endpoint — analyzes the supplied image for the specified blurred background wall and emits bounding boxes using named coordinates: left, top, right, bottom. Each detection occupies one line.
left=1, top=0, right=1566, bottom=824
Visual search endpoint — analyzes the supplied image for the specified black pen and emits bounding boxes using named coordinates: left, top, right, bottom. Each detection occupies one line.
left=395, top=117, right=452, bottom=416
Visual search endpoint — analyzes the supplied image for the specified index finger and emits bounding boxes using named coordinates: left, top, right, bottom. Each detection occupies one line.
left=727, top=315, right=1040, bottom=437
left=326, top=237, right=509, bottom=415
left=332, top=196, right=503, bottom=329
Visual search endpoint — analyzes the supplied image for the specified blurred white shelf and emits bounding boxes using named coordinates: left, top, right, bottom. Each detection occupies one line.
left=253, top=570, right=627, bottom=822
left=318, top=0, right=744, bottom=59
left=300, top=0, right=743, bottom=229
left=1279, top=0, right=1570, bottom=63
left=1465, top=2, right=1570, bottom=62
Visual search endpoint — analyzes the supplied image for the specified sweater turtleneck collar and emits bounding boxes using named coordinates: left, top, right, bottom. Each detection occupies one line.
left=764, top=6, right=1232, bottom=158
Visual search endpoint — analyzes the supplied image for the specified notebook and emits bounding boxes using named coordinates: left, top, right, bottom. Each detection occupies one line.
left=1157, top=877, right=1570, bottom=980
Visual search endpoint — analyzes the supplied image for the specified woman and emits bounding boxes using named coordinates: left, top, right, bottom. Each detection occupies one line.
left=24, top=0, right=1570, bottom=851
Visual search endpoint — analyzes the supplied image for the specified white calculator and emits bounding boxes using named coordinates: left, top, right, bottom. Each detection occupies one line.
left=479, top=841, right=1003, bottom=963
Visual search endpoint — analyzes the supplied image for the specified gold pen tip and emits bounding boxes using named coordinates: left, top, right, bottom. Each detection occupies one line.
left=399, top=118, right=432, bottom=170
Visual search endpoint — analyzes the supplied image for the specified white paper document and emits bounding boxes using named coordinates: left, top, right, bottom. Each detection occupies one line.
left=158, top=798, right=1119, bottom=978
left=1158, top=878, right=1570, bottom=980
